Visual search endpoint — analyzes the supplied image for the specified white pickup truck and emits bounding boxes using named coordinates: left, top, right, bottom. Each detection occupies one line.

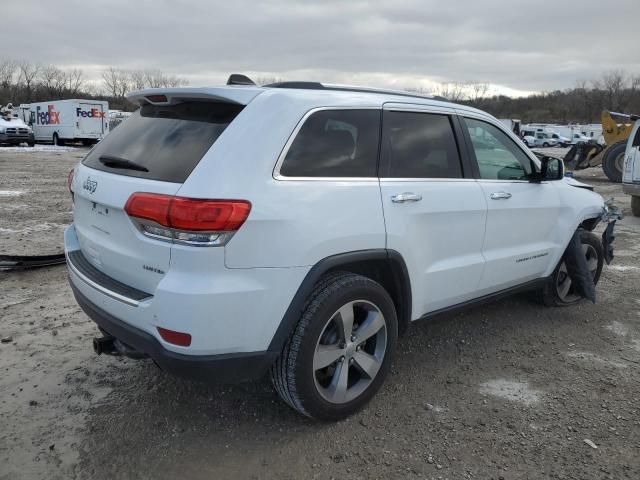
left=0, top=105, right=35, bottom=146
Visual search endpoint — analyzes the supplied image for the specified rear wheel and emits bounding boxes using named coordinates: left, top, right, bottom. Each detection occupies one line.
left=541, top=230, right=603, bottom=306
left=52, top=133, right=64, bottom=146
left=631, top=196, right=640, bottom=217
left=271, top=272, right=397, bottom=420
left=543, top=142, right=549, bottom=147
left=602, top=140, right=626, bottom=183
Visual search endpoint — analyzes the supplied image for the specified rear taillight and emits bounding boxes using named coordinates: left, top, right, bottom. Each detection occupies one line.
left=124, top=192, right=251, bottom=246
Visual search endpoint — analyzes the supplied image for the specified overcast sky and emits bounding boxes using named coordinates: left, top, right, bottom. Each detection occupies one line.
left=4, top=0, right=640, bottom=97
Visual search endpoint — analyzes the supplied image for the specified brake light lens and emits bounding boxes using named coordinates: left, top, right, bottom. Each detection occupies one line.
left=157, top=327, right=191, bottom=347
left=124, top=193, right=251, bottom=246
left=146, top=94, right=168, bottom=103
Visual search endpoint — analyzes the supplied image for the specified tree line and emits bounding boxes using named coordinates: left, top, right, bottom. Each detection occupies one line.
left=448, top=71, right=640, bottom=124
left=0, top=59, right=186, bottom=110
left=1, top=59, right=638, bottom=123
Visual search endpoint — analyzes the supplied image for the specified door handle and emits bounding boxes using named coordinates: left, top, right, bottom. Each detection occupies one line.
left=391, top=192, right=423, bottom=203
left=490, top=191, right=512, bottom=200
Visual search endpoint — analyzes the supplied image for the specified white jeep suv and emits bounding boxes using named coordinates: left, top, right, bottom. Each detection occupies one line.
left=65, top=78, right=611, bottom=420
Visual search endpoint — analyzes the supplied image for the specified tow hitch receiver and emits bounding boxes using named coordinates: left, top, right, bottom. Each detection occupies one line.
left=93, top=335, right=148, bottom=359
left=93, top=335, right=117, bottom=355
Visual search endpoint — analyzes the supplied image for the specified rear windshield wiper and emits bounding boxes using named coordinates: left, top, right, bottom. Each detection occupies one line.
left=99, top=155, right=149, bottom=172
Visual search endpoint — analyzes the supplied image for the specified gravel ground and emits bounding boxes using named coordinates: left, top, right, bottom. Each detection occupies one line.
left=1, top=147, right=639, bottom=480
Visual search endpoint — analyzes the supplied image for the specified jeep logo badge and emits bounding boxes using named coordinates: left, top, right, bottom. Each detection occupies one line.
left=83, top=177, right=97, bottom=194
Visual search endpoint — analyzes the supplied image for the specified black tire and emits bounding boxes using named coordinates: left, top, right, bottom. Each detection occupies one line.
left=631, top=196, right=640, bottom=217
left=271, top=272, right=398, bottom=420
left=52, top=133, right=64, bottom=146
left=541, top=230, right=604, bottom=307
left=27, top=141, right=35, bottom=147
left=602, top=140, right=626, bottom=183
left=543, top=142, right=549, bottom=147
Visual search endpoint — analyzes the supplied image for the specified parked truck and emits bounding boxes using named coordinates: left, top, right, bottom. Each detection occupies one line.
left=24, top=99, right=109, bottom=145
left=0, top=104, right=35, bottom=146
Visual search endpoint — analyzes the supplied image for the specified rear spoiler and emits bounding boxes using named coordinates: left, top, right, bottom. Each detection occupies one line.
left=127, top=86, right=264, bottom=107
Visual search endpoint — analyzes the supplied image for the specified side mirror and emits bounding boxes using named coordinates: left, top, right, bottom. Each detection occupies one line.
left=541, top=156, right=564, bottom=180
left=529, top=156, right=564, bottom=182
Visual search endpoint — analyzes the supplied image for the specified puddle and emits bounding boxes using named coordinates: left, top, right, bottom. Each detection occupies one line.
left=608, top=265, right=640, bottom=272
left=567, top=351, right=628, bottom=369
left=0, top=204, right=28, bottom=210
left=0, top=190, right=25, bottom=197
left=479, top=379, right=541, bottom=406
left=0, top=222, right=66, bottom=234
left=605, top=321, right=629, bottom=337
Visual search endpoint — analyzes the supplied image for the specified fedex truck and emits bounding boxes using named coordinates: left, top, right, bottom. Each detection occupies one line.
left=26, top=99, right=109, bottom=145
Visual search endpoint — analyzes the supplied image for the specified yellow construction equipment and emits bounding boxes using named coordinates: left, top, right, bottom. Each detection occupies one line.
left=579, top=111, right=637, bottom=182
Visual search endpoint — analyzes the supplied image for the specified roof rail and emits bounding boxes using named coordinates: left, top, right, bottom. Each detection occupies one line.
left=264, top=81, right=448, bottom=102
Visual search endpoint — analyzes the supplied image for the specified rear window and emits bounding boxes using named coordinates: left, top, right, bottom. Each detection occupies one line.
left=279, top=109, right=380, bottom=177
left=83, top=101, right=243, bottom=183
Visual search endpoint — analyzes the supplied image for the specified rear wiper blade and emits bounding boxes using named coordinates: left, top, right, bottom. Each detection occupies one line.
left=99, top=155, right=149, bottom=172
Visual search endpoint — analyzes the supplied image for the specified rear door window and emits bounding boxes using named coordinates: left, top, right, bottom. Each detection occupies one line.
left=381, top=111, right=463, bottom=178
left=279, top=109, right=380, bottom=177
left=83, top=101, right=243, bottom=183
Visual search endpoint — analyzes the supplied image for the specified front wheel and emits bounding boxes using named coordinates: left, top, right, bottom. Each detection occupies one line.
left=271, top=272, right=398, bottom=420
left=541, top=230, right=603, bottom=306
left=543, top=142, right=550, bottom=147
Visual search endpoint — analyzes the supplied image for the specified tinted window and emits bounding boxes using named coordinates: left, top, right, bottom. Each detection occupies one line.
left=465, top=118, right=533, bottom=181
left=382, top=111, right=462, bottom=178
left=83, top=102, right=242, bottom=183
left=280, top=110, right=380, bottom=177
left=633, top=126, right=640, bottom=147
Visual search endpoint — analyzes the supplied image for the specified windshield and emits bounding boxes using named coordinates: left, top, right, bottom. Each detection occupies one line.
left=83, top=101, right=243, bottom=183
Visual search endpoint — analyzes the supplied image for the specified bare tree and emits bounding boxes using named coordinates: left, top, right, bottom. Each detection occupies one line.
left=467, top=81, right=489, bottom=103
left=65, top=69, right=85, bottom=95
left=0, top=58, right=17, bottom=89
left=594, top=70, right=629, bottom=111
left=437, top=81, right=467, bottom=102
left=102, top=67, right=130, bottom=98
left=18, top=61, right=41, bottom=101
left=255, top=76, right=283, bottom=86
left=143, top=70, right=186, bottom=88
left=40, top=65, right=66, bottom=97
left=129, top=69, right=147, bottom=90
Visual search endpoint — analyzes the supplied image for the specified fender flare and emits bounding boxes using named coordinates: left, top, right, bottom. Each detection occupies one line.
left=267, top=249, right=412, bottom=353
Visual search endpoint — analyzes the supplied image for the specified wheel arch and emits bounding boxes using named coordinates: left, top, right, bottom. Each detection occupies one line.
left=268, top=249, right=412, bottom=353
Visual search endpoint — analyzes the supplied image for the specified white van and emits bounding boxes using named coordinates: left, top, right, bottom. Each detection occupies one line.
left=27, top=99, right=109, bottom=145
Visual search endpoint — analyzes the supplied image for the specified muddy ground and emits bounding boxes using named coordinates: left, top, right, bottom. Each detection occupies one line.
left=1, top=147, right=639, bottom=480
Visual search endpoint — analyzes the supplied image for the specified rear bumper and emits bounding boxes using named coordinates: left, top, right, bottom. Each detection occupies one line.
left=622, top=182, right=640, bottom=196
left=72, top=283, right=277, bottom=383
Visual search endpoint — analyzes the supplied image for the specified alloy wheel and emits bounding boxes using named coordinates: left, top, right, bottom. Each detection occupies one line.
left=556, top=243, right=599, bottom=302
left=313, top=300, right=387, bottom=404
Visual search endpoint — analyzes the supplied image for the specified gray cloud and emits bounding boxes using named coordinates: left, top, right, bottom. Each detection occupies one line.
left=2, top=0, right=639, bottom=95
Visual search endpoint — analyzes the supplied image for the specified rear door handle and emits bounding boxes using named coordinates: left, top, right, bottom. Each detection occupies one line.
left=391, top=192, right=422, bottom=203
left=490, top=191, right=512, bottom=200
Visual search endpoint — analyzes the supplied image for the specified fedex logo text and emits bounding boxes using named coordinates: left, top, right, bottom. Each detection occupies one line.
left=76, top=108, right=105, bottom=119
left=36, top=105, right=60, bottom=125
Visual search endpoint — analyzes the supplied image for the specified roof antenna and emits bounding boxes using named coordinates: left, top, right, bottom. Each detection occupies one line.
left=227, top=74, right=256, bottom=86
